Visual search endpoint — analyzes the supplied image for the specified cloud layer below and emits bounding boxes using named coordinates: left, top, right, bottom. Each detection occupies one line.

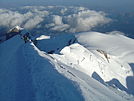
left=0, top=6, right=111, bottom=34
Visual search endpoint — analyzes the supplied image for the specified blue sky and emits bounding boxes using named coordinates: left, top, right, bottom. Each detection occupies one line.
left=0, top=0, right=134, bottom=12
left=0, top=0, right=133, bottom=6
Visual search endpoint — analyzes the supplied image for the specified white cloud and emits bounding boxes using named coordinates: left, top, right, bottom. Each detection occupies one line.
left=24, top=16, right=43, bottom=29
left=66, top=10, right=110, bottom=32
left=51, top=24, right=70, bottom=32
left=0, top=6, right=111, bottom=34
left=53, top=15, right=63, bottom=25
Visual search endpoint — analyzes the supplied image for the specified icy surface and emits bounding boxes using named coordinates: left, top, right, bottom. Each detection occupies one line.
left=0, top=32, right=134, bottom=101
left=0, top=5, right=134, bottom=101
left=76, top=32, right=134, bottom=63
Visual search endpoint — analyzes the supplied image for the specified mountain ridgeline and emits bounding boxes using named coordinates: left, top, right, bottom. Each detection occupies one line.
left=0, top=26, right=134, bottom=101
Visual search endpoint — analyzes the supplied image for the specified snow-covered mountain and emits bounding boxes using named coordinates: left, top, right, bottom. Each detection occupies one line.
left=0, top=26, right=24, bottom=43
left=0, top=26, right=134, bottom=101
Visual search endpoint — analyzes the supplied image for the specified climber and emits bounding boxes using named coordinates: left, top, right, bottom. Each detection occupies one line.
left=21, top=32, right=32, bottom=43
left=23, top=35, right=29, bottom=43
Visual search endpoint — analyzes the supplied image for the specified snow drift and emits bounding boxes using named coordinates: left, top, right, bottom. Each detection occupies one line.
left=75, top=31, right=134, bottom=94
left=1, top=32, right=133, bottom=101
left=76, top=31, right=134, bottom=63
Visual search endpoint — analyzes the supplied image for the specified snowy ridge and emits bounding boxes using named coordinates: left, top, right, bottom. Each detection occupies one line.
left=22, top=43, right=84, bottom=101
left=21, top=40, right=133, bottom=101
left=52, top=43, right=133, bottom=92
left=0, top=30, right=134, bottom=101
left=75, top=32, right=134, bottom=95
left=35, top=31, right=134, bottom=96
left=76, top=32, right=134, bottom=63
left=0, top=35, right=83, bottom=101
left=0, top=33, right=133, bottom=101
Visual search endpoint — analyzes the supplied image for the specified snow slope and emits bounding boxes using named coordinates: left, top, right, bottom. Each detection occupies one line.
left=0, top=34, right=133, bottom=101
left=52, top=43, right=133, bottom=88
left=76, top=32, right=134, bottom=63
left=0, top=35, right=84, bottom=101
left=76, top=31, right=134, bottom=94
left=36, top=31, right=134, bottom=96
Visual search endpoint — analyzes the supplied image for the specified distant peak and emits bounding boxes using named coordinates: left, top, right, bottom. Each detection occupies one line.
left=14, top=25, right=21, bottom=30
left=8, top=26, right=23, bottom=33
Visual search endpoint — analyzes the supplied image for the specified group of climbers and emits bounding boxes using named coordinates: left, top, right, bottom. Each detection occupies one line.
left=20, top=31, right=38, bottom=45
left=19, top=29, right=32, bottom=43
left=22, top=32, right=31, bottom=43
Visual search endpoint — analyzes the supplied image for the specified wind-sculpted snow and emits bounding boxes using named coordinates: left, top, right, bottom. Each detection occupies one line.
left=76, top=31, right=134, bottom=63
left=75, top=32, right=134, bottom=95
left=0, top=35, right=84, bottom=101
left=53, top=43, right=133, bottom=93
left=1, top=34, right=133, bottom=101
left=0, top=6, right=110, bottom=34
left=35, top=31, right=134, bottom=97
